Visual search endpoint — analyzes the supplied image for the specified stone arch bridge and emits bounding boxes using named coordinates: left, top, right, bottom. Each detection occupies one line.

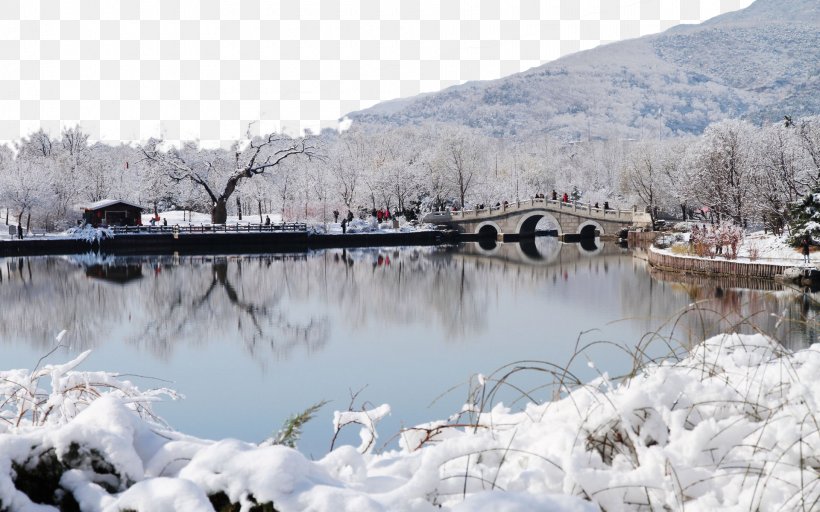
left=424, top=197, right=651, bottom=240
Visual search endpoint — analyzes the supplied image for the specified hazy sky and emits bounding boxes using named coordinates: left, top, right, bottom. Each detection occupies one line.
left=0, top=0, right=754, bottom=145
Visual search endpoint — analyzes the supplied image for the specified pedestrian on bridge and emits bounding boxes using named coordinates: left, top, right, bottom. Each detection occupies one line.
left=562, top=193, right=569, bottom=203
left=552, top=190, right=558, bottom=201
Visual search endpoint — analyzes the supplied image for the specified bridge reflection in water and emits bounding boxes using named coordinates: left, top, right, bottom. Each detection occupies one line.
left=469, top=235, right=615, bottom=265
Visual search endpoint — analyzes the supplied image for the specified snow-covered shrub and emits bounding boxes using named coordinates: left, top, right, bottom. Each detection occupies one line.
left=0, top=332, right=178, bottom=431
left=690, top=222, right=744, bottom=259
left=724, top=223, right=744, bottom=259
left=748, top=240, right=760, bottom=261
left=346, top=217, right=379, bottom=233
left=690, top=224, right=711, bottom=257
left=65, top=225, right=114, bottom=243
left=671, top=221, right=691, bottom=233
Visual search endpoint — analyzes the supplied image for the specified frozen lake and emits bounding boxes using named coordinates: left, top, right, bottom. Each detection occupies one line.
left=1, top=239, right=816, bottom=457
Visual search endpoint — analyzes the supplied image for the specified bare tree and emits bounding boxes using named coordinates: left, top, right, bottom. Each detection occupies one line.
left=20, top=129, right=54, bottom=159
left=798, top=117, right=820, bottom=189
left=623, top=142, right=661, bottom=230
left=753, top=123, right=803, bottom=232
left=438, top=126, right=485, bottom=208
left=330, top=129, right=367, bottom=209
left=0, top=159, right=52, bottom=232
left=692, top=120, right=756, bottom=225
left=141, top=133, right=321, bottom=223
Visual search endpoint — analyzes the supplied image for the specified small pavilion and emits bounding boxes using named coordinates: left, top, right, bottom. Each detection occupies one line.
left=82, top=199, right=145, bottom=227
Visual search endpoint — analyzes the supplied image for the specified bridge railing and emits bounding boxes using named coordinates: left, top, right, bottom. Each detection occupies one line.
left=449, top=197, right=634, bottom=220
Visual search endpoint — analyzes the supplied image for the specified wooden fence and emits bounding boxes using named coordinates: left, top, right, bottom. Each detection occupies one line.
left=648, top=248, right=790, bottom=279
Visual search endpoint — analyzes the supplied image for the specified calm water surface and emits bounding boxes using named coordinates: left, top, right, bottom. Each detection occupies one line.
left=2, top=239, right=817, bottom=456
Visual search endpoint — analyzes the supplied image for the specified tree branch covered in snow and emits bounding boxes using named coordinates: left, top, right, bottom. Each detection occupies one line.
left=0, top=333, right=179, bottom=431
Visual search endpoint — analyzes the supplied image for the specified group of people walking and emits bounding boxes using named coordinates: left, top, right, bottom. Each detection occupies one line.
left=334, top=209, right=355, bottom=233
left=334, top=207, right=402, bottom=234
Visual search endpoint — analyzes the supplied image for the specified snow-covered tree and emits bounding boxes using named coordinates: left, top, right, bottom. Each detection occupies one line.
left=623, top=142, right=662, bottom=229
left=329, top=128, right=367, bottom=210
left=691, top=120, right=757, bottom=225
left=787, top=189, right=820, bottom=246
left=0, top=158, right=53, bottom=232
left=436, top=126, right=486, bottom=208
left=797, top=117, right=820, bottom=189
left=382, top=127, right=426, bottom=213
left=140, top=133, right=320, bottom=223
left=753, top=123, right=804, bottom=233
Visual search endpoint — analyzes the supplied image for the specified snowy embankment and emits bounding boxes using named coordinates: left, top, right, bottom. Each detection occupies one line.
left=657, top=229, right=810, bottom=267
left=2, top=333, right=819, bottom=511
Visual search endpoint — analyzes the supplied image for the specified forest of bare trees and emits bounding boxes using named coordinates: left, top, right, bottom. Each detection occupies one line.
left=2, top=117, right=820, bottom=232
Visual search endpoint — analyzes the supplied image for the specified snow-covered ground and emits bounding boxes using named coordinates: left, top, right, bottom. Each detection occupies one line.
left=657, top=229, right=812, bottom=267
left=2, top=333, right=818, bottom=511
left=144, top=211, right=423, bottom=235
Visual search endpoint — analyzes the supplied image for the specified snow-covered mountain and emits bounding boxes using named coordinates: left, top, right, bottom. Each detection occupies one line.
left=346, top=0, right=820, bottom=139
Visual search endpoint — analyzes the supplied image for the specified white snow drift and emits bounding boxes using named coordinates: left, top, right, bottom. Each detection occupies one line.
left=1, top=333, right=818, bottom=511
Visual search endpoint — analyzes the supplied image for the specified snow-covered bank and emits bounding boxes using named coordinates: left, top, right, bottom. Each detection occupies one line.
left=1, top=211, right=426, bottom=240
left=2, top=334, right=819, bottom=511
left=657, top=229, right=810, bottom=267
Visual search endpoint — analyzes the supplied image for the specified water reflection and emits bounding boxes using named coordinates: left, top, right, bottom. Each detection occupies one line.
left=477, top=238, right=497, bottom=252
left=1, top=245, right=818, bottom=357
left=578, top=237, right=601, bottom=254
left=1, top=243, right=819, bottom=451
left=648, top=267, right=816, bottom=351
left=85, top=263, right=143, bottom=284
left=0, top=254, right=330, bottom=361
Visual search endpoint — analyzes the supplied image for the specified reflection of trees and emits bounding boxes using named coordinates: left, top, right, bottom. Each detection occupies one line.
left=0, top=255, right=329, bottom=362
left=128, top=257, right=329, bottom=361
left=320, top=247, right=491, bottom=338
left=0, top=257, right=127, bottom=351
left=4, top=249, right=818, bottom=366
left=646, top=267, right=818, bottom=350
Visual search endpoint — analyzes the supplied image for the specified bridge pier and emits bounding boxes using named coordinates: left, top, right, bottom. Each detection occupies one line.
left=560, top=230, right=599, bottom=242
left=498, top=232, right=521, bottom=242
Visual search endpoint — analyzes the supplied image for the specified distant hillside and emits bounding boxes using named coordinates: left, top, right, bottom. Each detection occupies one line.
left=346, top=0, right=820, bottom=139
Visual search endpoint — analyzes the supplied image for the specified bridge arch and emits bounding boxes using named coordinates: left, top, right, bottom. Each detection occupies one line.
left=578, top=237, right=604, bottom=256
left=516, top=236, right=562, bottom=263
left=515, top=210, right=562, bottom=237
left=475, top=237, right=501, bottom=255
left=475, top=220, right=501, bottom=239
left=578, top=220, right=604, bottom=238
